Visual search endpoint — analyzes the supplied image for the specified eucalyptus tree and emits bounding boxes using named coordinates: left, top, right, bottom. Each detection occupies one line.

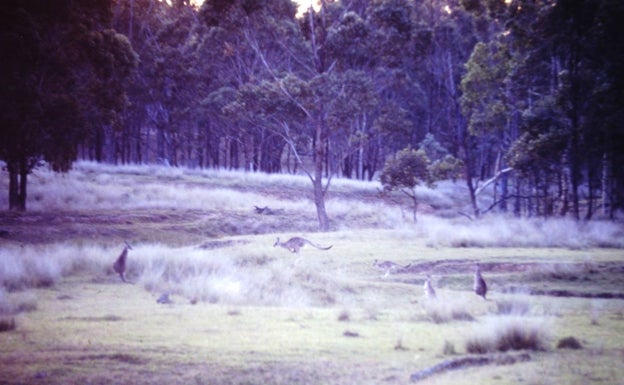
left=487, top=0, right=624, bottom=219
left=109, top=0, right=199, bottom=165
left=0, top=0, right=137, bottom=210
left=531, top=0, right=624, bottom=219
left=460, top=41, right=515, bottom=217
left=197, top=0, right=302, bottom=170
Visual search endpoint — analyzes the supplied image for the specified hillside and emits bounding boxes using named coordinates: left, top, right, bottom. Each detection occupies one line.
left=1, top=162, right=622, bottom=248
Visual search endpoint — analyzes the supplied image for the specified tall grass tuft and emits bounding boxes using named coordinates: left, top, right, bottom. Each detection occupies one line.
left=0, top=317, right=16, bottom=332
left=132, top=244, right=340, bottom=307
left=0, top=243, right=115, bottom=291
left=0, top=241, right=345, bottom=307
left=465, top=316, right=550, bottom=354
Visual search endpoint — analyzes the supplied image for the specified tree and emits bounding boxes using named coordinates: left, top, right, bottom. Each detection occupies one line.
left=381, top=136, right=462, bottom=221
left=460, top=40, right=515, bottom=217
left=0, top=0, right=137, bottom=210
left=380, top=147, right=430, bottom=222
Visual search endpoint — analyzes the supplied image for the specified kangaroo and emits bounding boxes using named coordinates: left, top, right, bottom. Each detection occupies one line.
left=474, top=264, right=488, bottom=299
left=273, top=237, right=332, bottom=254
left=424, top=274, right=436, bottom=299
left=113, top=241, right=132, bottom=282
left=373, top=259, right=408, bottom=277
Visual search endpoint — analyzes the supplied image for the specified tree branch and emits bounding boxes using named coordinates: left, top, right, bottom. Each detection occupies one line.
left=474, top=167, right=513, bottom=196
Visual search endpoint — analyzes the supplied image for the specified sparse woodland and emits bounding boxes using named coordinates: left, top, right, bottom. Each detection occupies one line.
left=1, top=0, right=623, bottom=227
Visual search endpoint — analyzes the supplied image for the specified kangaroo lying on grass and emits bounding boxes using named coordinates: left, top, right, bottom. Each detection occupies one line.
left=273, top=237, right=333, bottom=254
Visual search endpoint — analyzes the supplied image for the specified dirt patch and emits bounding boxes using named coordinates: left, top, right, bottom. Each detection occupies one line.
left=514, top=288, right=624, bottom=299
left=198, top=239, right=250, bottom=249
left=74, top=353, right=146, bottom=365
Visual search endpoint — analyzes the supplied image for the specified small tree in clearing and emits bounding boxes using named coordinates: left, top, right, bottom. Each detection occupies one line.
left=381, top=138, right=462, bottom=221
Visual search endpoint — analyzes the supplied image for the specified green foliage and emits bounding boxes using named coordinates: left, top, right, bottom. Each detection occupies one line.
left=429, top=155, right=464, bottom=181
left=460, top=41, right=511, bottom=137
left=380, top=134, right=462, bottom=194
left=0, top=1, right=137, bottom=209
left=506, top=96, right=568, bottom=176
left=381, top=136, right=462, bottom=220
left=380, top=147, right=430, bottom=193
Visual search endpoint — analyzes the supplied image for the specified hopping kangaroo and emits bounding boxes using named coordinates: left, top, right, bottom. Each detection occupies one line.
left=273, top=237, right=332, bottom=254
left=113, top=241, right=132, bottom=282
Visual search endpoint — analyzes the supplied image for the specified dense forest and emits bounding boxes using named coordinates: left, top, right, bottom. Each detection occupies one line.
left=1, top=0, right=623, bottom=224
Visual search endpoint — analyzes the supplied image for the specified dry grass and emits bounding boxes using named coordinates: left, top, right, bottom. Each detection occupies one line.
left=2, top=161, right=623, bottom=248
left=0, top=235, right=622, bottom=384
left=0, top=162, right=623, bottom=384
left=423, top=298, right=475, bottom=324
left=420, top=215, right=624, bottom=248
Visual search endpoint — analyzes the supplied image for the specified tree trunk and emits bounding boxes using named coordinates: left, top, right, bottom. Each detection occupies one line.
left=7, top=161, right=27, bottom=211
left=8, top=163, right=19, bottom=210
left=314, top=120, right=330, bottom=231
left=601, top=152, right=609, bottom=216
left=18, top=163, right=27, bottom=210
left=462, top=138, right=480, bottom=218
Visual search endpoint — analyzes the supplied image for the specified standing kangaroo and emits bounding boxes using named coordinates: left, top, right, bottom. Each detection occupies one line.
left=424, top=274, right=437, bottom=299
left=273, top=237, right=332, bottom=254
left=113, top=241, right=132, bottom=282
left=474, top=264, right=488, bottom=299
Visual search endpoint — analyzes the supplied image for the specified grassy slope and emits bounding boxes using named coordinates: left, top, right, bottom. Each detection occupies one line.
left=1, top=162, right=623, bottom=384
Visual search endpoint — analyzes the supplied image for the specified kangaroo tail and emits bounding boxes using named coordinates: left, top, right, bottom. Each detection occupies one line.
left=306, top=239, right=332, bottom=250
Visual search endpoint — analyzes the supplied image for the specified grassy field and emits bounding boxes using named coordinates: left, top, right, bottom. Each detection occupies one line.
left=1, top=162, right=623, bottom=384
